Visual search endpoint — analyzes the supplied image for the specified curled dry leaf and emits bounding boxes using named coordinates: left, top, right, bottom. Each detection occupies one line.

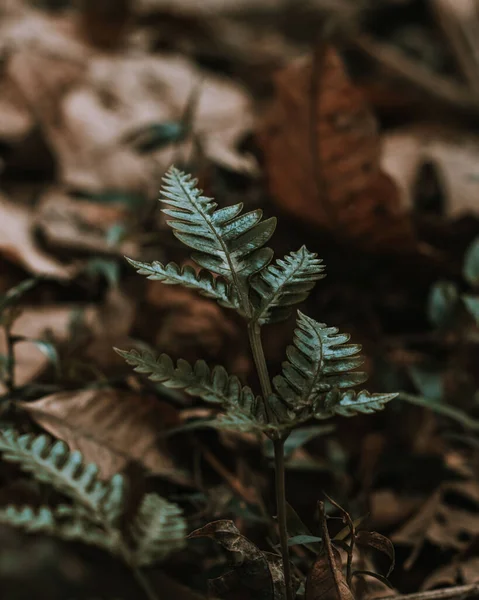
left=18, top=388, right=191, bottom=485
left=355, top=530, right=395, bottom=577
left=257, top=46, right=415, bottom=252
left=0, top=193, right=73, bottom=279
left=188, top=520, right=278, bottom=600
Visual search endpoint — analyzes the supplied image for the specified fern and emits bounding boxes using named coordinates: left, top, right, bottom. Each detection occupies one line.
left=0, top=428, right=125, bottom=523
left=125, top=258, right=238, bottom=310
left=315, top=389, right=398, bottom=418
left=130, top=493, right=187, bottom=566
left=115, top=348, right=256, bottom=406
left=273, top=312, right=367, bottom=410
left=250, top=246, right=326, bottom=324
left=0, top=505, right=121, bottom=552
left=159, top=167, right=276, bottom=314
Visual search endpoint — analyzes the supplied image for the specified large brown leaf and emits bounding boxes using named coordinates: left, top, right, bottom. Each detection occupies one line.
left=18, top=388, right=191, bottom=484
left=257, top=46, right=415, bottom=252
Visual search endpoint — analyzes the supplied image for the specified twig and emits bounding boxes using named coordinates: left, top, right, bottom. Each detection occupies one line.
left=378, top=583, right=479, bottom=600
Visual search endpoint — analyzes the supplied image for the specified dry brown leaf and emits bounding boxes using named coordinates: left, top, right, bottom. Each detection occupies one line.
left=257, top=46, right=415, bottom=252
left=0, top=304, right=76, bottom=394
left=393, top=480, right=479, bottom=566
left=35, top=189, right=137, bottom=256
left=381, top=125, right=479, bottom=218
left=422, top=557, right=479, bottom=589
left=0, top=193, right=73, bottom=279
left=18, top=388, right=190, bottom=484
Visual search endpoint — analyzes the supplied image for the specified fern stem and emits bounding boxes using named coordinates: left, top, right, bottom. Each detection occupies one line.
left=274, top=439, right=293, bottom=600
left=131, top=565, right=160, bottom=600
left=4, top=322, right=15, bottom=393
left=247, top=322, right=273, bottom=422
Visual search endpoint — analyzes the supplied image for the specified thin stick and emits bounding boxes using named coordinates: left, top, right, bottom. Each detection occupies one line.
left=4, top=323, right=15, bottom=393
left=274, top=439, right=293, bottom=600
left=378, top=583, right=479, bottom=600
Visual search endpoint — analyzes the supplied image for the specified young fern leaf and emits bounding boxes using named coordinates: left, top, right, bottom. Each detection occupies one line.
left=0, top=428, right=125, bottom=524
left=130, top=493, right=186, bottom=566
left=250, top=246, right=326, bottom=324
left=125, top=258, right=238, bottom=310
left=0, top=505, right=121, bottom=553
left=316, top=389, right=398, bottom=418
left=160, top=167, right=276, bottom=313
left=115, top=347, right=256, bottom=406
left=273, top=311, right=367, bottom=410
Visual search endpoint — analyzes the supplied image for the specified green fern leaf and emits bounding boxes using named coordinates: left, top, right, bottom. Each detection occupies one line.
left=130, top=493, right=186, bottom=566
left=0, top=429, right=125, bottom=523
left=273, top=311, right=367, bottom=409
left=125, top=258, right=238, bottom=310
left=250, top=246, right=326, bottom=324
left=160, top=167, right=276, bottom=311
left=315, top=389, right=398, bottom=418
left=115, top=348, right=257, bottom=406
left=0, top=505, right=122, bottom=553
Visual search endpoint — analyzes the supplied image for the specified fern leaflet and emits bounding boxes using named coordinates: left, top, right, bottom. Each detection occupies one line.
left=160, top=167, right=276, bottom=313
left=273, top=311, right=367, bottom=409
left=315, top=389, right=398, bottom=418
left=250, top=246, right=326, bottom=324
left=115, top=348, right=256, bottom=406
left=0, top=428, right=125, bottom=523
left=125, top=258, right=238, bottom=310
left=130, top=493, right=186, bottom=566
left=0, top=505, right=121, bottom=552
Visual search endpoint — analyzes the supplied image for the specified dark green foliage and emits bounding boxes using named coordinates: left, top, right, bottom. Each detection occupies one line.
left=120, top=167, right=397, bottom=437
left=159, top=167, right=276, bottom=313
left=0, top=428, right=186, bottom=567
left=250, top=246, right=326, bottom=324
left=273, top=312, right=367, bottom=410
left=126, top=258, right=238, bottom=309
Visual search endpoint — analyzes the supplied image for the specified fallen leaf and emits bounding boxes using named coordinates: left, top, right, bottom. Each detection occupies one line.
left=355, top=531, right=395, bottom=577
left=257, top=46, right=414, bottom=252
left=35, top=189, right=137, bottom=256
left=188, top=520, right=277, bottom=599
left=306, top=501, right=354, bottom=600
left=18, top=388, right=191, bottom=484
left=381, top=125, right=479, bottom=218
left=0, top=305, right=77, bottom=394
left=0, top=193, right=73, bottom=279
left=393, top=480, right=479, bottom=566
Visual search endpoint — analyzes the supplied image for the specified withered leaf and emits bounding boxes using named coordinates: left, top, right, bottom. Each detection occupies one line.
left=18, top=388, right=191, bottom=485
left=355, top=531, right=395, bottom=577
left=306, top=548, right=354, bottom=600
left=257, top=46, right=414, bottom=252
left=306, top=501, right=354, bottom=600
left=188, top=520, right=276, bottom=600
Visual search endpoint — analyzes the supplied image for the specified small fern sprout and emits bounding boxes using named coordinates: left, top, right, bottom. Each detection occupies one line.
left=117, top=166, right=398, bottom=600
left=0, top=428, right=186, bottom=600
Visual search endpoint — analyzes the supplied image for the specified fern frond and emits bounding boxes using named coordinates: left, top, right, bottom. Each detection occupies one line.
left=115, top=348, right=257, bottom=406
left=250, top=246, right=326, bottom=324
left=315, top=389, right=398, bottom=418
left=130, top=493, right=186, bottom=566
left=0, top=429, right=125, bottom=523
left=125, top=258, right=238, bottom=310
left=0, top=505, right=121, bottom=553
left=159, top=167, right=276, bottom=311
left=273, top=311, right=367, bottom=409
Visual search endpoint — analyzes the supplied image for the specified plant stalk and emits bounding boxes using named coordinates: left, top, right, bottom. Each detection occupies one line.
left=132, top=565, right=161, bottom=600
left=247, top=321, right=293, bottom=599
left=274, top=439, right=293, bottom=600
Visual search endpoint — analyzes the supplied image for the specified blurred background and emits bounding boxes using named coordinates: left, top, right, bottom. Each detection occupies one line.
left=1, top=0, right=479, bottom=598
